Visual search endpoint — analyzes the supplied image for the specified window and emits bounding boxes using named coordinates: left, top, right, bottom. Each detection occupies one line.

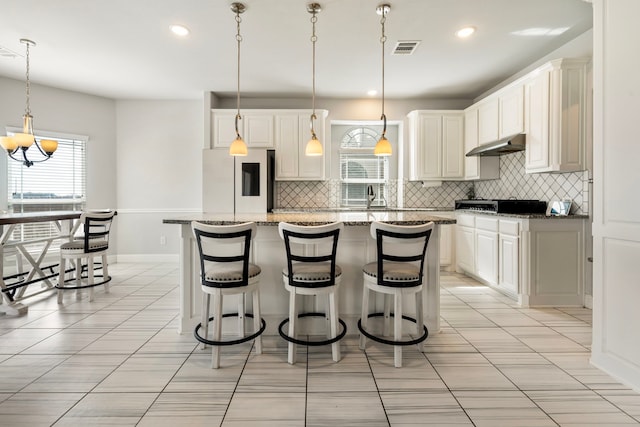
left=339, top=126, right=389, bottom=207
left=6, top=133, right=87, bottom=243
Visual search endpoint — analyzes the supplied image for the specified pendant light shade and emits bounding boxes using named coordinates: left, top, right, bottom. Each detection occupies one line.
left=305, top=3, right=323, bottom=157
left=374, top=4, right=392, bottom=157
left=229, top=3, right=248, bottom=156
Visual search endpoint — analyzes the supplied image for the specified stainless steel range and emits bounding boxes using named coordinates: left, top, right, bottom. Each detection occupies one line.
left=454, top=199, right=547, bottom=214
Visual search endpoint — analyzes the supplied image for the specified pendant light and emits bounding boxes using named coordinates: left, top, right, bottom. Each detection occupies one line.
left=305, top=3, right=323, bottom=156
left=0, top=39, right=58, bottom=167
left=229, top=2, right=248, bottom=156
left=374, top=4, right=392, bottom=156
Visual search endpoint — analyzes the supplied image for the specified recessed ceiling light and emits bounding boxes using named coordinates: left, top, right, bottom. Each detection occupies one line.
left=367, top=89, right=378, bottom=96
left=170, top=25, right=190, bottom=37
left=456, top=26, right=476, bottom=38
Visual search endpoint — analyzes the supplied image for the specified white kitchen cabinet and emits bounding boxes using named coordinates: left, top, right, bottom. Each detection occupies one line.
left=211, top=109, right=274, bottom=149
left=455, top=213, right=475, bottom=273
left=408, top=110, right=464, bottom=181
left=456, top=211, right=586, bottom=306
left=474, top=217, right=499, bottom=286
left=274, top=110, right=327, bottom=181
left=525, top=58, right=588, bottom=173
left=463, top=107, right=500, bottom=180
left=477, top=98, right=499, bottom=144
left=499, top=85, right=525, bottom=137
left=498, top=219, right=520, bottom=297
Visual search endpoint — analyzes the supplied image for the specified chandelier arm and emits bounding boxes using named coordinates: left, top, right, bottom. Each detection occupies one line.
left=31, top=139, right=51, bottom=157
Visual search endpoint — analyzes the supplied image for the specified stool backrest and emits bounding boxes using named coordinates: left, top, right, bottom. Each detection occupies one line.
left=81, top=210, right=116, bottom=253
left=278, top=221, right=343, bottom=287
left=192, top=221, right=257, bottom=287
left=370, top=221, right=434, bottom=287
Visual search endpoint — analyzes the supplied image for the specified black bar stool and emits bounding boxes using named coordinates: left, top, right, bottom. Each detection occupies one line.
left=278, top=221, right=346, bottom=365
left=358, top=221, right=433, bottom=367
left=192, top=221, right=266, bottom=369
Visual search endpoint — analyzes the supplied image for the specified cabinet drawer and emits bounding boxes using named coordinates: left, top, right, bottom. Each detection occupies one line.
left=457, top=214, right=475, bottom=228
left=475, top=216, right=498, bottom=232
left=499, top=220, right=520, bottom=236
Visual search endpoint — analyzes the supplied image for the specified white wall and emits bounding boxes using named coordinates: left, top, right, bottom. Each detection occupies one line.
left=115, top=99, right=202, bottom=261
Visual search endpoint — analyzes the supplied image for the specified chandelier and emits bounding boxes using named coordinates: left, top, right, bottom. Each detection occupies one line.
left=228, top=3, right=248, bottom=156
left=0, top=39, right=58, bottom=167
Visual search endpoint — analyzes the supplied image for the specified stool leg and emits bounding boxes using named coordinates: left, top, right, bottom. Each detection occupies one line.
left=359, top=284, right=370, bottom=350
left=201, top=292, right=210, bottom=350
left=212, top=291, right=222, bottom=369
left=288, top=289, right=298, bottom=365
left=57, top=258, right=66, bottom=304
left=253, top=289, right=262, bottom=355
left=416, top=289, right=425, bottom=353
left=102, top=254, right=110, bottom=293
left=394, top=292, right=403, bottom=368
left=329, top=289, right=340, bottom=362
left=238, top=293, right=245, bottom=338
left=75, top=259, right=82, bottom=300
left=383, top=294, right=392, bottom=337
left=88, top=256, right=95, bottom=302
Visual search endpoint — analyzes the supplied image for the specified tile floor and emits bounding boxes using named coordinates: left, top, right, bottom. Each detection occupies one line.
left=1, top=262, right=639, bottom=426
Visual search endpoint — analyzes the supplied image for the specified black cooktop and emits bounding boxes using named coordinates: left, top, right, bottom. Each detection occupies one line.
left=455, top=199, right=547, bottom=214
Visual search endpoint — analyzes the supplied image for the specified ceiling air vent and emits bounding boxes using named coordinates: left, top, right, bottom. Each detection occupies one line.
left=392, top=40, right=420, bottom=55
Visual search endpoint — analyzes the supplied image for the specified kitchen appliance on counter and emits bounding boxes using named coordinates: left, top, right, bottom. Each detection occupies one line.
left=455, top=199, right=547, bottom=214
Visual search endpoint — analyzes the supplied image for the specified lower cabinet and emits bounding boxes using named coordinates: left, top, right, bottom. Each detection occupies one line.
left=456, top=212, right=586, bottom=306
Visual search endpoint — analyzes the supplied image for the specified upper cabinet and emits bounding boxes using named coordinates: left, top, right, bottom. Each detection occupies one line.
left=477, top=98, right=499, bottom=144
left=408, top=110, right=464, bottom=181
left=211, top=109, right=328, bottom=181
left=464, top=107, right=500, bottom=180
left=499, top=85, right=525, bottom=138
left=212, top=110, right=274, bottom=149
left=274, top=110, right=327, bottom=181
left=524, top=58, right=588, bottom=173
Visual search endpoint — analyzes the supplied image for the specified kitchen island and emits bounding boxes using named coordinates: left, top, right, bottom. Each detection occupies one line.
left=163, top=211, right=455, bottom=335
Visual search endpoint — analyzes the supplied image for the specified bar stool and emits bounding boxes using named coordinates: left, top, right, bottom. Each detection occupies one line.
left=278, top=221, right=346, bottom=365
left=358, top=221, right=433, bottom=368
left=56, top=210, right=115, bottom=303
left=192, top=221, right=266, bottom=369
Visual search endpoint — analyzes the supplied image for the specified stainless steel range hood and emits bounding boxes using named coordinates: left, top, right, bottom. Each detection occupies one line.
left=465, top=133, right=526, bottom=157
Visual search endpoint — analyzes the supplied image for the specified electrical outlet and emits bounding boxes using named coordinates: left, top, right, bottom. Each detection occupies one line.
left=160, top=235, right=166, bottom=245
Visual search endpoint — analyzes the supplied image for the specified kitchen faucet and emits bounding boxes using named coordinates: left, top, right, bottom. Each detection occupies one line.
left=366, top=184, right=376, bottom=209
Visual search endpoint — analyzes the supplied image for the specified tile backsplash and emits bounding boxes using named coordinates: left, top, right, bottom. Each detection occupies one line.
left=276, top=151, right=589, bottom=214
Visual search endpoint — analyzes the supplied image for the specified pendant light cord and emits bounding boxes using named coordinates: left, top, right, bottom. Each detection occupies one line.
left=310, top=7, right=318, bottom=138
left=235, top=9, right=243, bottom=138
left=24, top=41, right=31, bottom=116
left=380, top=9, right=387, bottom=137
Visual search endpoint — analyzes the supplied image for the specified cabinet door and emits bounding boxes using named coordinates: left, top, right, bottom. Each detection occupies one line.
left=499, top=86, right=524, bottom=137
left=274, top=114, right=299, bottom=179
left=440, top=224, right=452, bottom=266
left=297, top=115, right=325, bottom=179
left=212, top=113, right=237, bottom=148
left=464, top=108, right=479, bottom=180
left=475, top=229, right=498, bottom=285
left=456, top=225, right=475, bottom=273
left=442, top=114, right=464, bottom=178
left=525, top=72, right=550, bottom=171
left=499, top=234, right=519, bottom=295
left=416, top=114, right=442, bottom=179
left=244, top=114, right=274, bottom=148
left=478, top=98, right=499, bottom=144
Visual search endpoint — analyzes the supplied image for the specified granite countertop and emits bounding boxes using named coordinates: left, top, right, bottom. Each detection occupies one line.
left=454, top=209, right=589, bottom=219
left=163, top=211, right=456, bottom=226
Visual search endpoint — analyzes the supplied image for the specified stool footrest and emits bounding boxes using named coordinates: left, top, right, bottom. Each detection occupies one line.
left=194, top=313, right=266, bottom=346
left=278, top=312, right=347, bottom=346
left=55, top=275, right=112, bottom=290
left=358, top=312, right=428, bottom=346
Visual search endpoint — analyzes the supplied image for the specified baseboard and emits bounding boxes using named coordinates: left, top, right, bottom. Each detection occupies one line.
left=116, top=254, right=179, bottom=263
left=584, top=294, right=593, bottom=309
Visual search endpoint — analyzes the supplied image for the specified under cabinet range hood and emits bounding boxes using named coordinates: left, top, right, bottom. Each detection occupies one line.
left=465, top=133, right=526, bottom=157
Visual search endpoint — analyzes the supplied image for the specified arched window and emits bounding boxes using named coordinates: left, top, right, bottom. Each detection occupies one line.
left=339, top=126, right=389, bottom=207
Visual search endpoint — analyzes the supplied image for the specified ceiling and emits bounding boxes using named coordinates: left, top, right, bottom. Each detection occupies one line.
left=0, top=0, right=593, bottom=101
